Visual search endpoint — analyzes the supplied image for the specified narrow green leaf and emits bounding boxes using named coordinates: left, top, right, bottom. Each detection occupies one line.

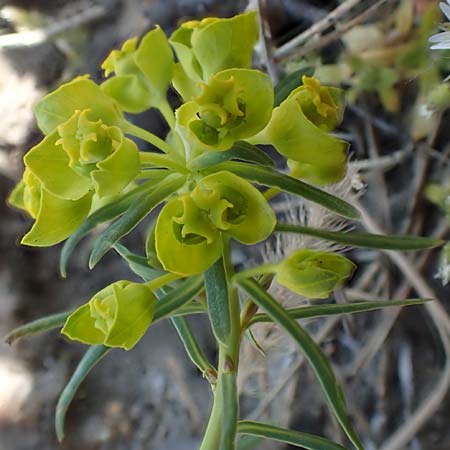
left=274, top=67, right=314, bottom=106
left=60, top=178, right=161, bottom=277
left=5, top=311, right=73, bottom=345
left=170, top=302, right=207, bottom=317
left=155, top=282, right=215, bottom=381
left=189, top=141, right=275, bottom=170
left=170, top=316, right=216, bottom=376
left=244, top=327, right=266, bottom=357
left=205, top=258, right=231, bottom=345
left=153, top=275, right=204, bottom=322
left=220, top=371, right=239, bottom=450
left=236, top=434, right=263, bottom=450
left=55, top=345, right=111, bottom=442
left=237, top=278, right=363, bottom=450
left=237, top=421, right=348, bottom=450
left=249, top=298, right=432, bottom=327
left=113, top=243, right=165, bottom=281
left=276, top=223, right=444, bottom=250
left=208, top=162, right=360, bottom=220
left=89, top=174, right=185, bottom=268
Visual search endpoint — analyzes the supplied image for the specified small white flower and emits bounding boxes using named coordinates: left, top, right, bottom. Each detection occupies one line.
left=429, top=1, right=450, bottom=49
left=435, top=242, right=450, bottom=285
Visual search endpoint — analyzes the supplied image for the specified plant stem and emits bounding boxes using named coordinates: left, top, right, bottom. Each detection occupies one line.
left=139, top=152, right=187, bottom=173
left=145, top=272, right=181, bottom=291
left=158, top=99, right=176, bottom=131
left=232, top=264, right=278, bottom=285
left=199, top=236, right=241, bottom=450
left=200, top=384, right=224, bottom=450
left=264, top=186, right=281, bottom=201
left=122, top=121, right=175, bottom=154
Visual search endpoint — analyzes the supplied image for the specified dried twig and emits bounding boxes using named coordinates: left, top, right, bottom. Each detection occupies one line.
left=350, top=145, right=413, bottom=171
left=248, top=317, right=341, bottom=420
left=359, top=204, right=450, bottom=450
left=255, top=0, right=279, bottom=83
left=275, top=0, right=364, bottom=60
left=293, top=0, right=388, bottom=59
left=0, top=4, right=105, bottom=48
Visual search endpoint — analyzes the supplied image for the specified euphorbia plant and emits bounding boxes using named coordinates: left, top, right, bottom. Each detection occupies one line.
left=6, top=11, right=443, bottom=450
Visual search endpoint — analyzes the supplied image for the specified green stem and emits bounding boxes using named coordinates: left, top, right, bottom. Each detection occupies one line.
left=158, top=99, right=176, bottom=131
left=136, top=169, right=173, bottom=180
left=122, top=121, right=175, bottom=154
left=199, top=236, right=241, bottom=450
left=200, top=386, right=224, bottom=450
left=139, top=152, right=187, bottom=173
left=222, top=236, right=241, bottom=364
left=144, top=272, right=181, bottom=291
left=264, top=186, right=281, bottom=201
left=232, top=264, right=277, bottom=285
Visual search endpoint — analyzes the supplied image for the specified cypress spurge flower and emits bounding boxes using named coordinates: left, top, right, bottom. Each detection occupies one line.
left=34, top=76, right=124, bottom=135
left=62, top=281, right=157, bottom=350
left=170, top=11, right=258, bottom=99
left=155, top=171, right=276, bottom=275
left=8, top=77, right=140, bottom=246
left=101, top=26, right=174, bottom=113
left=177, top=68, right=273, bottom=152
left=15, top=113, right=139, bottom=245
left=54, top=109, right=140, bottom=198
left=251, top=76, right=349, bottom=185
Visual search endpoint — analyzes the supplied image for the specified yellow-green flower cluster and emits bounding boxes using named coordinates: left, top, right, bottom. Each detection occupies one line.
left=7, top=11, right=353, bottom=350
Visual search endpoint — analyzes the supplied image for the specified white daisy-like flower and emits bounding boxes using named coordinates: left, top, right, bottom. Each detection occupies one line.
left=429, top=1, right=450, bottom=49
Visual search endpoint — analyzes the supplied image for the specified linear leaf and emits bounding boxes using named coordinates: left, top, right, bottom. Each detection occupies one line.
left=113, top=243, right=165, bottom=281
left=236, top=434, right=263, bottom=450
left=189, top=141, right=275, bottom=170
left=220, top=371, right=239, bottom=450
left=171, top=316, right=216, bottom=376
left=237, top=278, right=363, bottom=450
left=274, top=67, right=314, bottom=106
left=60, top=178, right=160, bottom=277
left=276, top=223, right=444, bottom=250
left=5, top=311, right=73, bottom=345
left=55, top=345, right=111, bottom=442
left=153, top=275, right=204, bottom=322
left=249, top=298, right=431, bottom=327
left=205, top=258, right=231, bottom=345
left=171, top=302, right=207, bottom=317
left=238, top=421, right=348, bottom=450
left=207, top=162, right=360, bottom=220
left=89, top=174, right=185, bottom=268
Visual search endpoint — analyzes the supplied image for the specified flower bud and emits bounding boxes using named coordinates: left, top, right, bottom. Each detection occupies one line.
left=8, top=168, right=41, bottom=219
left=62, top=281, right=156, bottom=350
left=275, top=249, right=356, bottom=299
left=101, top=26, right=174, bottom=113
